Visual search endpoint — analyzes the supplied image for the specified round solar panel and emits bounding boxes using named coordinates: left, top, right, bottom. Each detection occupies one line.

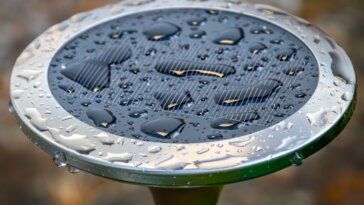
left=9, top=0, right=356, bottom=191
left=48, top=7, right=320, bottom=144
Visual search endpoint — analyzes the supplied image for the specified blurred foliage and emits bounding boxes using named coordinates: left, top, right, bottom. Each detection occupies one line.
left=0, top=0, right=363, bottom=205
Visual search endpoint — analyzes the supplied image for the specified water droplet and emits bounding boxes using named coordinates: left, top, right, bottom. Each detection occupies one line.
left=17, top=70, right=42, bottom=82
left=119, top=82, right=133, bottom=89
left=187, top=17, right=207, bottom=26
left=229, top=136, right=255, bottom=147
left=103, top=152, right=133, bottom=163
left=329, top=51, right=352, bottom=84
left=314, top=34, right=321, bottom=44
left=145, top=48, right=157, bottom=56
left=283, top=67, right=304, bottom=76
left=125, top=0, right=154, bottom=6
left=270, top=39, right=284, bottom=44
left=214, top=79, right=282, bottom=106
left=277, top=48, right=297, bottom=61
left=13, top=90, right=25, bottom=99
left=154, top=91, right=193, bottom=110
left=129, top=68, right=140, bottom=74
left=251, top=27, right=273, bottom=35
left=94, top=133, right=115, bottom=145
left=155, top=59, right=236, bottom=78
left=53, top=151, right=67, bottom=167
left=213, top=28, right=244, bottom=45
left=148, top=145, right=162, bottom=154
left=341, top=92, right=352, bottom=101
left=24, top=108, right=48, bottom=131
left=59, top=84, right=75, bottom=94
left=180, top=44, right=190, bottom=50
left=81, top=102, right=91, bottom=107
left=141, top=118, right=185, bottom=139
left=155, top=156, right=190, bottom=170
left=129, top=110, right=148, bottom=118
left=256, top=5, right=287, bottom=16
left=206, top=9, right=219, bottom=15
left=244, top=63, right=264, bottom=72
left=119, top=99, right=133, bottom=106
left=207, top=134, right=223, bottom=140
left=249, top=43, right=267, bottom=55
left=190, top=31, right=206, bottom=39
left=211, top=113, right=260, bottom=130
left=70, top=12, right=91, bottom=23
left=307, top=109, right=329, bottom=127
left=196, top=109, right=209, bottom=116
left=143, top=22, right=181, bottom=41
left=49, top=128, right=96, bottom=153
left=295, top=92, right=307, bottom=99
left=291, top=153, right=303, bottom=166
left=61, top=46, right=131, bottom=91
left=197, top=147, right=210, bottom=155
left=194, top=155, right=248, bottom=169
left=67, top=166, right=80, bottom=174
left=87, top=109, right=116, bottom=128
left=66, top=125, right=78, bottom=133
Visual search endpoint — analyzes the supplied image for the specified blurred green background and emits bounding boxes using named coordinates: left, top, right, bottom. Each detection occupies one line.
left=0, top=0, right=363, bottom=204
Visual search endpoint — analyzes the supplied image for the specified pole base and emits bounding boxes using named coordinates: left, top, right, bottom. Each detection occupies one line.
left=149, top=186, right=223, bottom=205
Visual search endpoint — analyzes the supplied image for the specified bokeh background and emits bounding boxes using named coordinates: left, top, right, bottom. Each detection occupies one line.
left=0, top=0, right=363, bottom=204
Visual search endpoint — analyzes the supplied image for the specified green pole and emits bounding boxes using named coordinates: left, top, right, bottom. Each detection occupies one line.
left=149, top=186, right=224, bottom=205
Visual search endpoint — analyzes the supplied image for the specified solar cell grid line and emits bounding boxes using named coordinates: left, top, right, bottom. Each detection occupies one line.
left=202, top=46, right=247, bottom=117
left=113, top=38, right=167, bottom=105
left=212, top=46, right=267, bottom=122
left=67, top=62, right=98, bottom=96
left=223, top=44, right=264, bottom=111
left=202, top=48, right=241, bottom=113
left=68, top=52, right=107, bottom=97
left=108, top=63, right=143, bottom=105
left=168, top=42, right=219, bottom=112
left=150, top=43, right=202, bottom=111
left=146, top=42, right=192, bottom=111
left=182, top=48, right=233, bottom=115
left=150, top=58, right=186, bottom=111
left=218, top=46, right=266, bottom=117
left=250, top=56, right=292, bottom=124
left=259, top=50, right=307, bottom=124
left=61, top=61, right=87, bottom=95
left=238, top=45, right=300, bottom=125
left=139, top=57, right=172, bottom=109
left=101, top=67, right=119, bottom=103
left=164, top=67, right=200, bottom=112
left=155, top=60, right=192, bottom=112
left=90, top=47, right=135, bottom=103
left=92, top=42, right=132, bottom=97
left=188, top=47, right=238, bottom=116
left=265, top=55, right=307, bottom=123
left=242, top=51, right=289, bottom=123
left=241, top=55, right=278, bottom=124
left=245, top=44, right=296, bottom=113
left=113, top=41, right=162, bottom=107
left=263, top=56, right=302, bottom=116
left=71, top=29, right=112, bottom=97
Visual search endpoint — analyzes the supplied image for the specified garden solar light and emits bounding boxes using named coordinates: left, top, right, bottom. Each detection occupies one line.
left=9, top=0, right=356, bottom=204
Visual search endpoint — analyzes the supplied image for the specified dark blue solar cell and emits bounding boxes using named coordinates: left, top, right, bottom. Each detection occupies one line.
left=48, top=8, right=319, bottom=143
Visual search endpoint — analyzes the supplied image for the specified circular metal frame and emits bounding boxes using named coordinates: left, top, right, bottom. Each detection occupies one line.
left=9, top=0, right=356, bottom=187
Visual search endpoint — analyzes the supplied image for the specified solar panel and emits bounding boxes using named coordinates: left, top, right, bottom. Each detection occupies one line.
left=48, top=8, right=319, bottom=143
